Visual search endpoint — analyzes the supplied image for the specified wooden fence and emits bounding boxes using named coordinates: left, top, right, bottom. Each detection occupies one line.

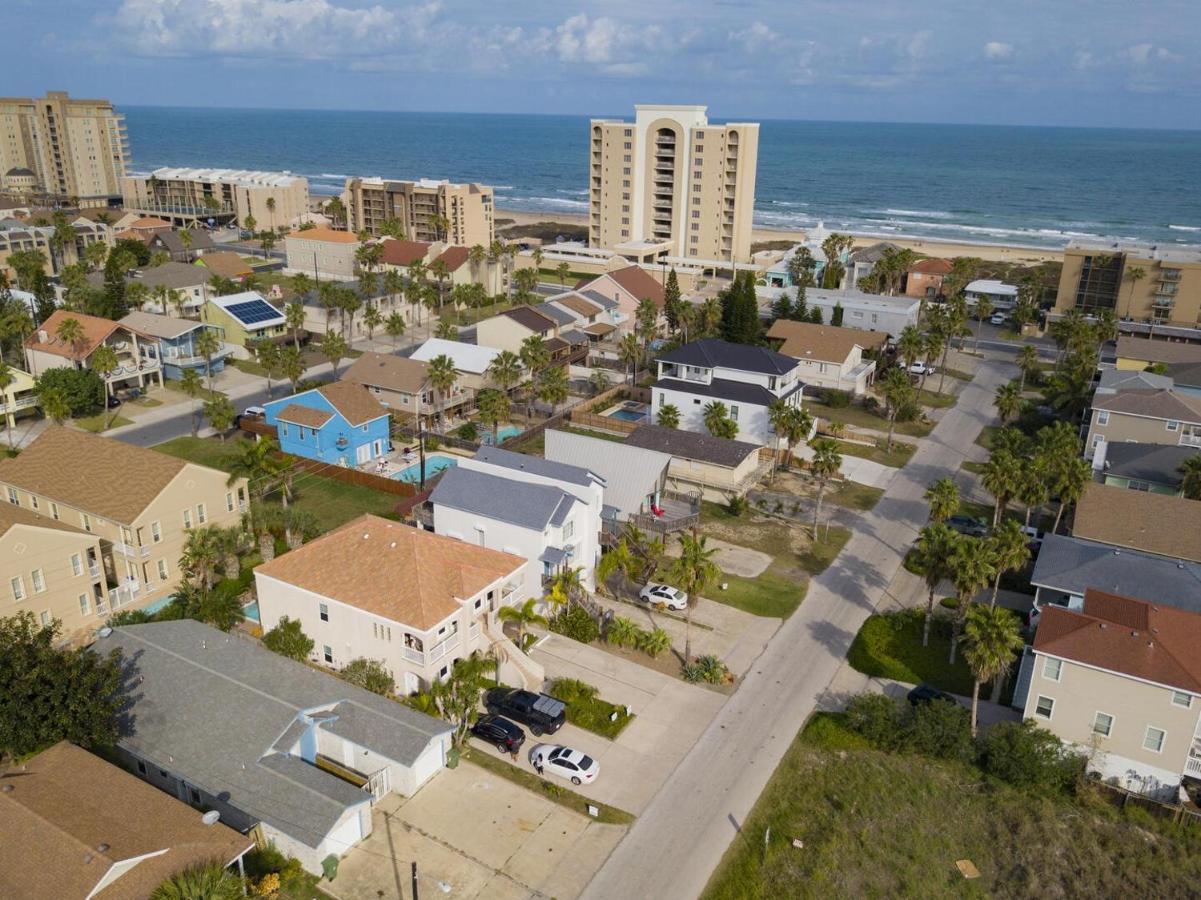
left=287, top=455, right=418, bottom=497
left=1090, top=778, right=1201, bottom=827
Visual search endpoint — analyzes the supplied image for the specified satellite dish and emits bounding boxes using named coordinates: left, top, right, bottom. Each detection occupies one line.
left=201, top=811, right=221, bottom=826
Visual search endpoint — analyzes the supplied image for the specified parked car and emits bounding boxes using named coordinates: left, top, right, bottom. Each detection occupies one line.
left=908, top=361, right=935, bottom=376
left=907, top=683, right=957, bottom=707
left=470, top=714, right=525, bottom=754
left=1019, top=525, right=1045, bottom=550
left=988, top=313, right=1007, bottom=326
left=947, top=515, right=989, bottom=538
left=106, top=395, right=122, bottom=409
left=530, top=744, right=600, bottom=785
left=639, top=582, right=688, bottom=611
left=485, top=688, right=566, bottom=736
left=242, top=406, right=266, bottom=418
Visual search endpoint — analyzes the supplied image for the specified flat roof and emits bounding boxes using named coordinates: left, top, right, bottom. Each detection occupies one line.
left=146, top=166, right=305, bottom=188
left=410, top=338, right=500, bottom=374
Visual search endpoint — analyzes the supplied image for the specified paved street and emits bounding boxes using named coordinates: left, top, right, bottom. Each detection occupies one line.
left=581, top=357, right=1014, bottom=900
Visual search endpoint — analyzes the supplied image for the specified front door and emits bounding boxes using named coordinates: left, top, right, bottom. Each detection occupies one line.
left=403, top=671, right=420, bottom=695
left=355, top=443, right=371, bottom=464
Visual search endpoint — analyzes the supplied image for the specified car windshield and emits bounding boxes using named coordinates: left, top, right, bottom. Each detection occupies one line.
left=579, top=755, right=595, bottom=769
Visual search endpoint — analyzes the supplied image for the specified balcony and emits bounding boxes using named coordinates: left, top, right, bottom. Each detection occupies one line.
left=88, top=562, right=101, bottom=578
left=1160, top=271, right=1182, bottom=282
left=161, top=343, right=235, bottom=367
left=108, top=579, right=141, bottom=609
left=403, top=646, right=425, bottom=664
left=115, top=541, right=151, bottom=559
left=1187, top=756, right=1201, bottom=778
left=0, top=394, right=37, bottom=414
left=660, top=362, right=710, bottom=383
left=1179, top=432, right=1201, bottom=448
left=428, top=632, right=462, bottom=663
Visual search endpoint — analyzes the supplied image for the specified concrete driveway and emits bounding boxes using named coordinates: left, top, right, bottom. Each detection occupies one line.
left=797, top=443, right=899, bottom=487
left=523, top=633, right=729, bottom=816
left=329, top=763, right=625, bottom=900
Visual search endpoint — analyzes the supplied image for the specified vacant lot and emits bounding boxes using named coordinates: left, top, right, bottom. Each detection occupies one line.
left=704, top=715, right=1201, bottom=899
left=806, top=399, right=934, bottom=438
left=847, top=609, right=976, bottom=696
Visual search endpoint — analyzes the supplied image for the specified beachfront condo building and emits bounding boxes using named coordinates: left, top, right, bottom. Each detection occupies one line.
left=588, top=105, right=759, bottom=265
left=1054, top=240, right=1201, bottom=328
left=121, top=167, right=310, bottom=230
left=342, top=177, right=495, bottom=246
left=0, top=92, right=129, bottom=206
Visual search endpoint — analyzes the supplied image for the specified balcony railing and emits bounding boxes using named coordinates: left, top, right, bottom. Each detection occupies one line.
left=1187, top=756, right=1201, bottom=778
left=88, top=562, right=101, bottom=578
left=115, top=542, right=151, bottom=559
left=0, top=395, right=37, bottom=414
left=108, top=579, right=141, bottom=608
left=427, top=632, right=461, bottom=663
left=1179, top=432, right=1201, bottom=448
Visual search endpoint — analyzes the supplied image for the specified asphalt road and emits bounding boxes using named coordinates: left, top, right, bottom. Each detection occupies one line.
left=581, top=357, right=1014, bottom=900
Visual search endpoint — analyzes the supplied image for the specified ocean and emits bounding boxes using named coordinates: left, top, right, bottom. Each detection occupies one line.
left=122, top=107, right=1201, bottom=250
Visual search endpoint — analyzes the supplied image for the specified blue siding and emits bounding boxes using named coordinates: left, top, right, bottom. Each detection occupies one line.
left=263, top=389, right=391, bottom=465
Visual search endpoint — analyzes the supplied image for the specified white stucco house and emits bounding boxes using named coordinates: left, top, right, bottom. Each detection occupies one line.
left=651, top=337, right=805, bottom=445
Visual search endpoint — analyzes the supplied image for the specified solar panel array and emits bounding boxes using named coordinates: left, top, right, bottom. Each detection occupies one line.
left=225, top=299, right=282, bottom=326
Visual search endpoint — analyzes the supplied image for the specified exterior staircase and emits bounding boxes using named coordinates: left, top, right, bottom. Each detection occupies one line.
left=484, top=617, right=545, bottom=691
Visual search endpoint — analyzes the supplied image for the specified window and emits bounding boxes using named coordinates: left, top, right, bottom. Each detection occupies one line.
left=10, top=576, right=24, bottom=601
left=189, top=787, right=200, bottom=804
left=563, top=519, right=575, bottom=540
left=226, top=492, right=235, bottom=512
left=78, top=594, right=90, bottom=616
left=323, top=645, right=333, bottom=663
left=729, top=404, right=739, bottom=421
left=71, top=553, right=82, bottom=577
left=137, top=761, right=146, bottom=775
left=623, top=154, right=631, bottom=163
left=1093, top=712, right=1113, bottom=737
left=1034, top=695, right=1054, bottom=719
left=157, top=559, right=168, bottom=580
left=1172, top=691, right=1192, bottom=709
left=31, top=569, right=44, bottom=593
left=196, top=503, right=206, bottom=524
left=1167, top=420, right=1180, bottom=432
left=29, top=495, right=38, bottom=510
left=1042, top=657, right=1062, bottom=682
left=319, top=602, right=329, bottom=622
left=1144, top=726, right=1166, bottom=753
left=1096, top=410, right=1109, bottom=426
left=50, top=502, right=59, bottom=520
left=151, top=521, right=162, bottom=543
left=182, top=509, right=192, bottom=529
left=7, top=487, right=17, bottom=505
left=39, top=610, right=50, bottom=627
left=282, top=422, right=290, bottom=438
left=692, top=210, right=700, bottom=218
left=623, top=141, right=631, bottom=149
left=623, top=167, right=630, bottom=176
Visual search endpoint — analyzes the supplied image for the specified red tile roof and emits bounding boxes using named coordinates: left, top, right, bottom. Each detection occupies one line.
left=433, top=245, right=470, bottom=273
left=577, top=266, right=666, bottom=308
left=380, top=239, right=432, bottom=267
left=1035, top=589, right=1201, bottom=693
left=908, top=258, right=953, bottom=275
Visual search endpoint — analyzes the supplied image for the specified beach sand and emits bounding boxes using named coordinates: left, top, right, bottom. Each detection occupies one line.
left=496, top=207, right=1064, bottom=265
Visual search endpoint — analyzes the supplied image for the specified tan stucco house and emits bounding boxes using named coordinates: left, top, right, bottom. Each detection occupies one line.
left=766, top=319, right=886, bottom=395
left=1083, top=389, right=1201, bottom=458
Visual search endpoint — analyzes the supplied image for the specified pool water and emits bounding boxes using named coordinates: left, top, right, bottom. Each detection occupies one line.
left=392, top=454, right=458, bottom=483
left=479, top=425, right=523, bottom=445
left=608, top=408, right=647, bottom=422
left=142, top=594, right=177, bottom=615
left=242, top=600, right=260, bottom=623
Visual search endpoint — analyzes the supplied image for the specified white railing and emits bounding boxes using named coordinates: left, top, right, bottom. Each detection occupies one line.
left=114, top=542, right=139, bottom=558
left=1186, top=756, right=1201, bottom=778
left=108, top=580, right=141, bottom=608
left=0, top=395, right=37, bottom=413
left=403, top=646, right=424, bottom=664
left=88, top=563, right=101, bottom=578
left=469, top=621, right=481, bottom=640
left=1179, top=433, right=1201, bottom=448
left=427, top=632, right=461, bottom=663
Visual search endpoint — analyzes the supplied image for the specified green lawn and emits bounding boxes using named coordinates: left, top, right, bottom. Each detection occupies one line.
left=155, top=436, right=401, bottom=533
left=162, top=378, right=224, bottom=403
left=961, top=460, right=988, bottom=475
left=797, top=526, right=851, bottom=575
left=74, top=413, right=133, bottom=433
left=714, top=571, right=807, bottom=619
left=463, top=748, right=634, bottom=826
left=975, top=425, right=1000, bottom=450
left=826, top=481, right=885, bottom=511
left=915, top=388, right=957, bottom=409
left=704, top=713, right=1201, bottom=900
left=807, top=400, right=934, bottom=438
left=831, top=438, right=916, bottom=468
left=940, top=366, right=976, bottom=381
left=846, top=610, right=975, bottom=695
left=230, top=357, right=268, bottom=377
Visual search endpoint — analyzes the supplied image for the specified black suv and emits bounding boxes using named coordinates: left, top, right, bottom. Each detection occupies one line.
left=484, top=688, right=566, bottom=736
left=907, top=683, right=957, bottom=706
left=947, top=515, right=988, bottom=538
left=470, top=714, right=525, bottom=753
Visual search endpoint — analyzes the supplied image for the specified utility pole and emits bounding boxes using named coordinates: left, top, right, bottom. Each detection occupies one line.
left=411, top=861, right=419, bottom=900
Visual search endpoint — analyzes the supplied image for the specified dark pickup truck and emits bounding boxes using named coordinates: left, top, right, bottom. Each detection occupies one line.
left=484, top=688, right=566, bottom=736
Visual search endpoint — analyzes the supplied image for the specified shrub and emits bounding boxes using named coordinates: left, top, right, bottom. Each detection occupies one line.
left=548, top=677, right=598, bottom=705
left=262, top=616, right=314, bottom=661
left=682, top=654, right=729, bottom=684
left=549, top=606, right=600, bottom=643
left=604, top=615, right=639, bottom=648
left=425, top=435, right=441, bottom=452
left=727, top=494, right=749, bottom=517
left=904, top=698, right=974, bottom=762
left=862, top=395, right=881, bottom=413
left=455, top=422, right=479, bottom=441
left=107, top=609, right=154, bottom=627
left=340, top=658, right=395, bottom=695
left=823, top=389, right=851, bottom=409
left=978, top=720, right=1084, bottom=793
left=635, top=627, right=671, bottom=658
left=35, top=367, right=104, bottom=416
left=844, top=693, right=907, bottom=750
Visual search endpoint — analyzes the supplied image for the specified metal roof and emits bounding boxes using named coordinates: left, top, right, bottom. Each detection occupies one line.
left=430, top=466, right=577, bottom=530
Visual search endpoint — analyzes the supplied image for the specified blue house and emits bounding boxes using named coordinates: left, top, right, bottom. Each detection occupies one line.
left=118, top=311, right=233, bottom=381
left=263, top=380, right=391, bottom=466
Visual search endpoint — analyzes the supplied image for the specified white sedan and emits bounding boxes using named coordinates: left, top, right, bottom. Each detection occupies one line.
left=639, top=582, right=688, bottom=611
left=989, top=313, right=1007, bottom=326
left=908, top=361, right=935, bottom=376
left=530, top=744, right=600, bottom=785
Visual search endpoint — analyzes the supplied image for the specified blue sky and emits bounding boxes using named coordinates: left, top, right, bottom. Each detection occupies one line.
left=7, top=0, right=1200, bottom=128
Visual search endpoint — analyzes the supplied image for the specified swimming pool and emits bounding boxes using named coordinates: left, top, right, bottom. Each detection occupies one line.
left=142, top=594, right=177, bottom=615
left=242, top=600, right=260, bottom=623
left=392, top=454, right=459, bottom=483
left=607, top=408, right=647, bottom=422
left=479, top=425, right=523, bottom=445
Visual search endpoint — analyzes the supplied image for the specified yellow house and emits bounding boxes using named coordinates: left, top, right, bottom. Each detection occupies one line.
left=0, top=366, right=38, bottom=430
left=200, top=291, right=287, bottom=357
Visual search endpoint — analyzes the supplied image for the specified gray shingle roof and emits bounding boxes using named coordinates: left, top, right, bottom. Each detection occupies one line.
left=626, top=424, right=761, bottom=468
left=93, top=620, right=449, bottom=850
left=1100, top=443, right=1193, bottom=486
left=580, top=289, right=618, bottom=310
left=543, top=429, right=671, bottom=519
left=472, top=446, right=599, bottom=488
left=657, top=338, right=799, bottom=376
left=430, top=465, right=577, bottom=530
left=130, top=261, right=209, bottom=291
left=654, top=375, right=800, bottom=408
left=1096, top=367, right=1174, bottom=394
left=534, top=302, right=575, bottom=327
left=1031, top=533, right=1201, bottom=613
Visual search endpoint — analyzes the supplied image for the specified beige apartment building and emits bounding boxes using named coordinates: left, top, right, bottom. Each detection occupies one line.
left=1023, top=589, right=1201, bottom=800
left=1084, top=388, right=1201, bottom=457
left=1054, top=240, right=1201, bottom=327
left=284, top=225, right=361, bottom=279
left=121, top=167, right=310, bottom=229
left=343, top=177, right=494, bottom=246
left=0, top=428, right=248, bottom=619
left=0, top=92, right=129, bottom=205
left=589, top=105, right=759, bottom=265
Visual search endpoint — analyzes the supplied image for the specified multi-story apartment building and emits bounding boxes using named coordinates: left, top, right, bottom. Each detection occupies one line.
left=588, top=105, right=759, bottom=264
left=0, top=91, right=129, bottom=205
left=1020, top=588, right=1201, bottom=800
left=342, top=177, right=494, bottom=246
left=0, top=427, right=249, bottom=617
left=1083, top=388, right=1201, bottom=457
left=1053, top=240, right=1201, bottom=327
left=121, top=167, right=310, bottom=229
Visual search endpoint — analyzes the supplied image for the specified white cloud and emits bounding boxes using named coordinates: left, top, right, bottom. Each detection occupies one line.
left=984, top=41, right=1013, bottom=60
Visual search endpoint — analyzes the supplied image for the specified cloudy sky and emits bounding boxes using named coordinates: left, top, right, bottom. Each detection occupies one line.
left=6, top=0, right=1200, bottom=127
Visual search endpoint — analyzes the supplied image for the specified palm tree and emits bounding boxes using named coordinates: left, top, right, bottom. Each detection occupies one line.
left=767, top=398, right=793, bottom=480
left=178, top=227, right=193, bottom=263
left=427, top=353, right=458, bottom=422
left=518, top=336, right=549, bottom=420
left=809, top=438, right=842, bottom=538
left=548, top=566, right=585, bottom=612
left=204, top=393, right=236, bottom=441
left=194, top=328, right=221, bottom=392
left=924, top=477, right=959, bottom=523
left=477, top=388, right=510, bottom=443
left=1015, top=345, right=1040, bottom=392
left=254, top=340, right=280, bottom=399
left=971, top=294, right=993, bottom=352
left=487, top=350, right=522, bottom=396
left=468, top=243, right=487, bottom=285
left=150, top=861, right=243, bottom=900
left=988, top=518, right=1030, bottom=607
left=993, top=381, right=1022, bottom=425
left=1051, top=455, right=1092, bottom=533
left=385, top=311, right=406, bottom=348
left=981, top=449, right=1019, bottom=528
left=277, top=345, right=305, bottom=392
left=588, top=368, right=611, bottom=396
left=319, top=331, right=348, bottom=377
left=179, top=369, right=204, bottom=437
left=266, top=196, right=277, bottom=234
left=0, top=362, right=13, bottom=448
left=914, top=523, right=956, bottom=647
left=227, top=437, right=287, bottom=501
left=1180, top=455, right=1201, bottom=501
left=180, top=525, right=224, bottom=595
left=702, top=401, right=731, bottom=435
left=362, top=306, right=382, bottom=342
left=657, top=404, right=680, bottom=429
left=555, top=261, right=571, bottom=286
left=428, top=258, right=450, bottom=314
left=55, top=316, right=85, bottom=356
left=896, top=325, right=923, bottom=372
left=285, top=301, right=306, bottom=351
left=382, top=268, right=405, bottom=311
left=948, top=536, right=997, bottom=664
left=537, top=365, right=569, bottom=413
left=878, top=366, right=916, bottom=451
left=667, top=532, right=721, bottom=663
left=1122, top=265, right=1146, bottom=319
left=962, top=604, right=1024, bottom=736
left=780, top=406, right=814, bottom=472
left=434, top=319, right=457, bottom=340
left=497, top=597, right=546, bottom=650
left=700, top=296, right=722, bottom=336
left=90, top=344, right=119, bottom=429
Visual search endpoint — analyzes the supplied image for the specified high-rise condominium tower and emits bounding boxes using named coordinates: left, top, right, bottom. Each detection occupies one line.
left=0, top=92, right=129, bottom=205
left=588, top=105, right=759, bottom=264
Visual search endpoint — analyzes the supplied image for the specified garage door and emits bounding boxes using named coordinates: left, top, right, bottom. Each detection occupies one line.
left=324, top=808, right=364, bottom=855
left=409, top=740, right=445, bottom=791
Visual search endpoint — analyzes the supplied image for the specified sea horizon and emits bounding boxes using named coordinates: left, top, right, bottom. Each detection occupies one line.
left=121, top=105, right=1201, bottom=251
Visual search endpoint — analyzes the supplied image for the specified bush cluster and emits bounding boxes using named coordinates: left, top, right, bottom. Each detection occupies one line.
left=36, top=367, right=105, bottom=416
left=602, top=614, right=670, bottom=657
left=822, top=389, right=852, bottom=409
left=682, top=654, right=729, bottom=684
left=549, top=606, right=600, bottom=643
